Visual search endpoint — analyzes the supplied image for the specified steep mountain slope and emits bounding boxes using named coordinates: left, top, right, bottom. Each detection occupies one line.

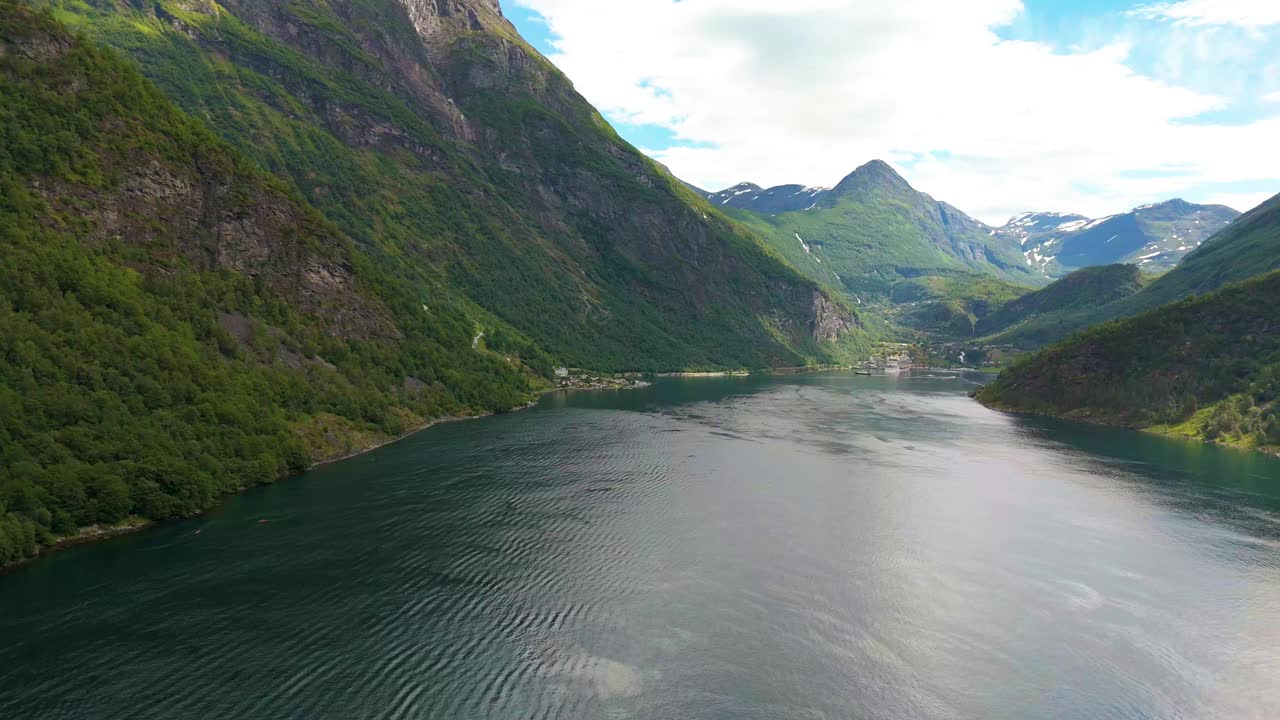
left=0, top=1, right=545, bottom=564
left=1135, top=193, right=1280, bottom=308
left=46, top=0, right=866, bottom=372
left=998, top=212, right=1091, bottom=244
left=996, top=211, right=1089, bottom=274
left=996, top=201, right=1238, bottom=277
left=983, top=193, right=1279, bottom=348
left=975, top=264, right=1148, bottom=341
left=0, top=0, right=875, bottom=565
left=721, top=160, right=1041, bottom=302
left=975, top=270, right=1280, bottom=452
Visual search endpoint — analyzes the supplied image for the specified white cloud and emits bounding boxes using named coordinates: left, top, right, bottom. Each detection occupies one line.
left=1131, top=1, right=1280, bottom=28
left=1203, top=191, right=1276, bottom=213
left=1266, top=90, right=1280, bottom=102
left=515, top=0, right=1280, bottom=223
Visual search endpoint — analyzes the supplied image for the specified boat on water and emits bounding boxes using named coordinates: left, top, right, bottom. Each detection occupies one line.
left=855, top=370, right=873, bottom=376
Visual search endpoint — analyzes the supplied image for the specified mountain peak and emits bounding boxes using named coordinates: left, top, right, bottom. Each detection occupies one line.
left=706, top=182, right=764, bottom=207
left=1134, top=198, right=1189, bottom=212
left=830, top=159, right=913, bottom=199
left=853, top=159, right=907, bottom=182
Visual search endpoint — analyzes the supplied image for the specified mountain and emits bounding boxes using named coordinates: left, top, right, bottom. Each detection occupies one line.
left=0, top=0, right=870, bottom=565
left=0, top=0, right=550, bottom=564
left=996, top=200, right=1239, bottom=277
left=975, top=264, right=1148, bottom=341
left=975, top=269, right=1280, bottom=452
left=893, top=276, right=1032, bottom=337
left=984, top=193, right=1280, bottom=348
left=43, top=0, right=867, bottom=374
left=1134, top=192, right=1280, bottom=309
left=707, top=182, right=829, bottom=213
left=996, top=211, right=1090, bottom=274
left=716, top=160, right=1041, bottom=305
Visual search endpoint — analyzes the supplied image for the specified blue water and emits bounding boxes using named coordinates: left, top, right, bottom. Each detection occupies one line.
left=3, top=373, right=1279, bottom=719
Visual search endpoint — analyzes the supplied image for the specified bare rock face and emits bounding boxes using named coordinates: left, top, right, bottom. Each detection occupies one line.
left=394, top=0, right=507, bottom=52
left=809, top=293, right=860, bottom=342
left=35, top=160, right=394, bottom=341
left=0, top=9, right=71, bottom=62
left=173, top=0, right=219, bottom=14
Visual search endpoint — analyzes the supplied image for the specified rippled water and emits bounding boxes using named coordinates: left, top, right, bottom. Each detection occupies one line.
left=3, top=373, right=1280, bottom=719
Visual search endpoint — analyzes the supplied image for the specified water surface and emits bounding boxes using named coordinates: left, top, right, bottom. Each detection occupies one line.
left=3, top=373, right=1279, bottom=719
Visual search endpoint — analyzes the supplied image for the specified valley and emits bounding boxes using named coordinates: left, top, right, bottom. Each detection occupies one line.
left=3, top=0, right=1276, bottom=566
left=3, top=0, right=1280, bottom=717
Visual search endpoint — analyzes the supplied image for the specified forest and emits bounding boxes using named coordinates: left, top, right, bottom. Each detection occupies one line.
left=975, top=269, right=1280, bottom=451
left=0, top=2, right=546, bottom=563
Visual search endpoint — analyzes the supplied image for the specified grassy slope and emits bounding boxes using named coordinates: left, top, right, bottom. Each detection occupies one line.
left=975, top=270, right=1280, bottom=452
left=0, top=2, right=545, bottom=564
left=731, top=201, right=1036, bottom=337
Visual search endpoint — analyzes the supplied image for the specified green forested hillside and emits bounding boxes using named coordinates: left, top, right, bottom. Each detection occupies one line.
left=975, top=270, right=1280, bottom=450
left=0, top=0, right=871, bottom=565
left=1134, top=193, right=1280, bottom=308
left=890, top=274, right=1032, bottom=337
left=38, top=0, right=868, bottom=372
left=0, top=1, right=548, bottom=563
left=976, top=264, right=1148, bottom=344
left=983, top=193, right=1280, bottom=348
left=725, top=160, right=1040, bottom=302
left=720, top=160, right=1039, bottom=338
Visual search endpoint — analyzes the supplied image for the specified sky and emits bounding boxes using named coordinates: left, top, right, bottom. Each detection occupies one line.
left=505, top=0, right=1280, bottom=224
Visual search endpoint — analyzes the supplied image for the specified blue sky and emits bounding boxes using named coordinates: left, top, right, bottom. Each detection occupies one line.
left=507, top=5, right=708, bottom=150
left=507, top=1, right=1280, bottom=222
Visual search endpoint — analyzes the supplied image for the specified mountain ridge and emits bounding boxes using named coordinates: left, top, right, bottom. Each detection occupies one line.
left=706, top=167, right=1242, bottom=282
left=994, top=200, right=1239, bottom=276
left=984, top=191, right=1280, bottom=348
left=710, top=160, right=1041, bottom=316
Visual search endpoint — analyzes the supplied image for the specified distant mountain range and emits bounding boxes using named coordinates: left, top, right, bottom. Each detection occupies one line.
left=708, top=182, right=830, bottom=213
left=706, top=175, right=1240, bottom=280
left=996, top=200, right=1240, bottom=276
left=976, top=193, right=1280, bottom=451
left=980, top=192, right=1280, bottom=348
left=712, top=160, right=1040, bottom=307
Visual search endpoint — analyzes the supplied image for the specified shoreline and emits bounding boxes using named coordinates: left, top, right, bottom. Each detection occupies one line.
left=654, top=370, right=750, bottom=377
left=3, top=373, right=662, bottom=574
left=4, top=364, right=923, bottom=573
left=1, top=397, right=545, bottom=575
left=972, top=395, right=1280, bottom=460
